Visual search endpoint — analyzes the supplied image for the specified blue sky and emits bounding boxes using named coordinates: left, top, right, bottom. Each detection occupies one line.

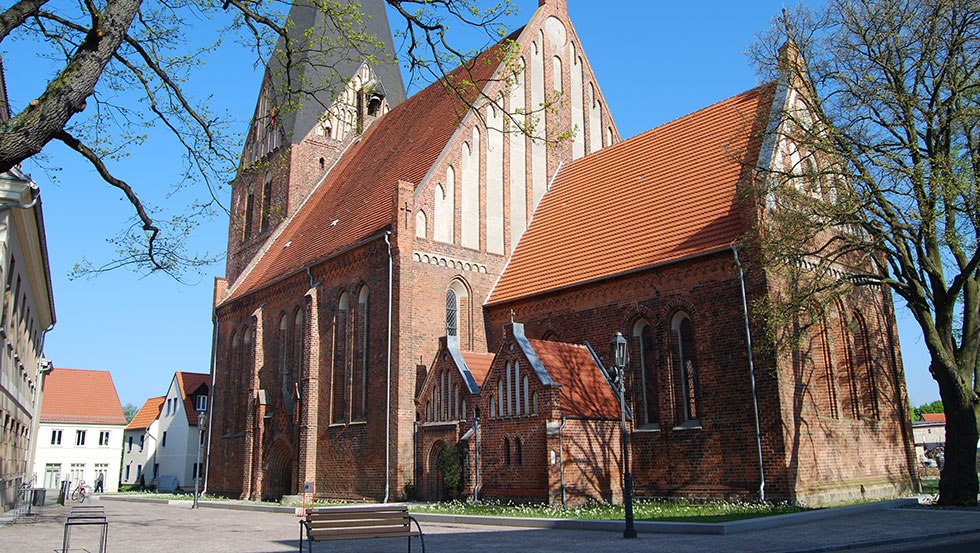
left=5, top=0, right=939, bottom=409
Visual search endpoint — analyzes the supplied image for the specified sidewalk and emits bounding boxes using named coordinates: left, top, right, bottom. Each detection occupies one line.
left=0, top=496, right=977, bottom=553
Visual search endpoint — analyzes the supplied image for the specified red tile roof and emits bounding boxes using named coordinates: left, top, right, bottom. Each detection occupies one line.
left=40, top=368, right=127, bottom=425
left=176, top=372, right=210, bottom=426
left=126, top=396, right=165, bottom=430
left=489, top=83, right=776, bottom=305
left=226, top=31, right=522, bottom=301
left=461, top=351, right=495, bottom=387
left=920, top=413, right=945, bottom=423
left=528, top=339, right=619, bottom=419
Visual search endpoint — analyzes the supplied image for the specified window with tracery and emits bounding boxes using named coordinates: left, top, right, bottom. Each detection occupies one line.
left=672, top=313, right=699, bottom=424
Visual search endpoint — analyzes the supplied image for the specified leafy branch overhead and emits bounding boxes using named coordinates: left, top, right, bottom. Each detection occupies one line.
left=0, top=0, right=527, bottom=279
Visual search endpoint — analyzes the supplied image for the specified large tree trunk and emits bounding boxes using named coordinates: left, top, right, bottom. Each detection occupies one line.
left=0, top=0, right=142, bottom=173
left=937, top=366, right=980, bottom=506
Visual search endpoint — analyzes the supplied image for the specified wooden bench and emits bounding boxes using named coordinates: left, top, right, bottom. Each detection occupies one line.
left=299, top=504, right=425, bottom=552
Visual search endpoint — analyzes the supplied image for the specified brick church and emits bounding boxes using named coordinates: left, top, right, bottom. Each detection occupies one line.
left=208, top=0, right=918, bottom=506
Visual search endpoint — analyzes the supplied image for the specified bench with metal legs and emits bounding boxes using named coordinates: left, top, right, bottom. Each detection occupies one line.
left=300, top=504, right=425, bottom=553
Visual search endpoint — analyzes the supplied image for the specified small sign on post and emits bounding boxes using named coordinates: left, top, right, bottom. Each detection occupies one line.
left=297, top=482, right=315, bottom=517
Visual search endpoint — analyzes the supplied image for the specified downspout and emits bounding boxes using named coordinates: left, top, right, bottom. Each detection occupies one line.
left=0, top=195, right=40, bottom=212
left=473, top=413, right=480, bottom=501
left=383, top=231, right=394, bottom=503
left=559, top=415, right=567, bottom=508
left=26, top=325, right=55, bottom=484
left=732, top=245, right=766, bottom=502
left=203, top=315, right=219, bottom=495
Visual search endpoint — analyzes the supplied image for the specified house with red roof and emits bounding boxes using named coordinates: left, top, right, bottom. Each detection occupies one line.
left=121, top=372, right=209, bottom=491
left=31, top=369, right=126, bottom=493
left=912, top=413, right=946, bottom=465
left=121, top=396, right=164, bottom=487
left=208, top=0, right=915, bottom=506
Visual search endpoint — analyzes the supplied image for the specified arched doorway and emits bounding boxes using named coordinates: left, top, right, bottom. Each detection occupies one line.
left=426, top=441, right=447, bottom=501
left=263, top=441, right=293, bottom=501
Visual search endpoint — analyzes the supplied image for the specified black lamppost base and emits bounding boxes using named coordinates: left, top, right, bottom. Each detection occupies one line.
left=623, top=473, right=637, bottom=538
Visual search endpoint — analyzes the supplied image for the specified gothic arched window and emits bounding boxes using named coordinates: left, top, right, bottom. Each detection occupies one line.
left=672, top=313, right=699, bottom=424
left=332, top=292, right=350, bottom=423
left=352, top=286, right=369, bottom=420
left=446, top=289, right=458, bottom=337
left=633, top=320, right=659, bottom=427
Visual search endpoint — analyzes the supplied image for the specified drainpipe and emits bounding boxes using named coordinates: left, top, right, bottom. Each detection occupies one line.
left=732, top=245, right=766, bottom=502
left=473, top=412, right=480, bottom=501
left=0, top=194, right=40, bottom=212
left=203, top=315, right=219, bottom=494
left=383, top=231, right=394, bottom=503
left=559, top=416, right=567, bottom=508
left=26, top=325, right=55, bottom=485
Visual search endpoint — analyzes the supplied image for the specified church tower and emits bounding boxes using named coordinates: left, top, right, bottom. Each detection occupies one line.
left=225, top=0, right=406, bottom=283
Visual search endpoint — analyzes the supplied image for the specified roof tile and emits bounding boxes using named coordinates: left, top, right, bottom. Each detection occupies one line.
left=126, top=396, right=165, bottom=430
left=226, top=32, right=521, bottom=301
left=41, top=368, right=127, bottom=425
left=489, top=83, right=776, bottom=305
left=176, top=372, right=210, bottom=426
left=460, top=351, right=495, bottom=387
left=527, top=339, right=619, bottom=419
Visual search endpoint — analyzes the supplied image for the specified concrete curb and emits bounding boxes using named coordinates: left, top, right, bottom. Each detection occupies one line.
left=410, top=498, right=918, bottom=535
left=99, top=495, right=297, bottom=514
left=95, top=495, right=916, bottom=536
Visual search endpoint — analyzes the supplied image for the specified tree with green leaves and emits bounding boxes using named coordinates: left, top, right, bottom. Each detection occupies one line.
left=122, top=402, right=139, bottom=422
left=0, top=0, right=516, bottom=278
left=750, top=0, right=979, bottom=506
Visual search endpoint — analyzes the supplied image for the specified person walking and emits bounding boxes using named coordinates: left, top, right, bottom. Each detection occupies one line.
left=94, top=472, right=105, bottom=493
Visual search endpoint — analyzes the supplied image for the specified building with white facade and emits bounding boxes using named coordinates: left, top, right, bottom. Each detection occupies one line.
left=123, top=372, right=208, bottom=491
left=0, top=60, right=57, bottom=512
left=32, top=369, right=126, bottom=493
left=120, top=396, right=163, bottom=487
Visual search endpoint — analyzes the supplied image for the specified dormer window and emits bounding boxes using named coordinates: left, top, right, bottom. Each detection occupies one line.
left=195, top=394, right=208, bottom=413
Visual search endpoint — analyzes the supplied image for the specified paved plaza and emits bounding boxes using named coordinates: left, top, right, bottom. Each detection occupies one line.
left=1, top=498, right=979, bottom=553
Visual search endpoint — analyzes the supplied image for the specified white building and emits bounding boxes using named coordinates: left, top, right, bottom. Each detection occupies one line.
left=120, top=396, right=164, bottom=487
left=32, top=369, right=126, bottom=493
left=0, top=62, right=56, bottom=511
left=125, top=372, right=209, bottom=491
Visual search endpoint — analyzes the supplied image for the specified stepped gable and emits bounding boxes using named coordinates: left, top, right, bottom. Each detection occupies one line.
left=40, top=368, right=127, bottom=425
left=271, top=0, right=407, bottom=144
left=126, top=396, right=165, bottom=430
left=226, top=30, right=523, bottom=301
left=488, top=83, right=777, bottom=305
left=527, top=339, right=620, bottom=419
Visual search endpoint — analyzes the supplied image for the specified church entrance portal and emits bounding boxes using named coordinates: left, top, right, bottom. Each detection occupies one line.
left=425, top=441, right=448, bottom=501
left=263, top=442, right=293, bottom=501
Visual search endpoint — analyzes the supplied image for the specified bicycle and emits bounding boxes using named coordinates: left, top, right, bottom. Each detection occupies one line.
left=71, top=481, right=88, bottom=503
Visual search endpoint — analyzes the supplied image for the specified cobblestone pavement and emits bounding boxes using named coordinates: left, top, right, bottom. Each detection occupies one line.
left=0, top=499, right=978, bottom=553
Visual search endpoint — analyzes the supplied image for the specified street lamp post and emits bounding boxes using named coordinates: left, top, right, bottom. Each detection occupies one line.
left=193, top=410, right=207, bottom=509
left=611, top=332, right=637, bottom=539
